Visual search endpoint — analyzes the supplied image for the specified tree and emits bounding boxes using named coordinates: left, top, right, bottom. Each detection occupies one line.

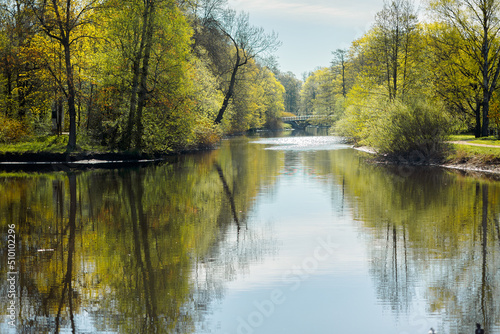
left=332, top=49, right=348, bottom=98
left=201, top=8, right=280, bottom=124
left=300, top=68, right=335, bottom=116
left=123, top=0, right=156, bottom=150
left=95, top=0, right=196, bottom=152
left=427, top=21, right=482, bottom=135
left=374, top=0, right=419, bottom=100
left=430, top=0, right=500, bottom=137
left=29, top=0, right=98, bottom=150
left=261, top=68, right=285, bottom=128
left=276, top=71, right=302, bottom=115
left=1, top=0, right=60, bottom=141
left=222, top=59, right=284, bottom=133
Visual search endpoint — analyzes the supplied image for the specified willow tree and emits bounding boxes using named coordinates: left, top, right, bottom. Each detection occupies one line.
left=430, top=0, right=500, bottom=137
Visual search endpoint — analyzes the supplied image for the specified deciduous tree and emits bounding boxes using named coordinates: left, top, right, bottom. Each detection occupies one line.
left=29, top=0, right=98, bottom=150
left=198, top=4, right=280, bottom=124
left=374, top=0, right=419, bottom=101
left=430, top=0, right=500, bottom=137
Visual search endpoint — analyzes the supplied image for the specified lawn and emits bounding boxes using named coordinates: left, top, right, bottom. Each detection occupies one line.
left=449, top=134, right=500, bottom=146
left=446, top=135, right=500, bottom=163
left=0, top=135, right=107, bottom=154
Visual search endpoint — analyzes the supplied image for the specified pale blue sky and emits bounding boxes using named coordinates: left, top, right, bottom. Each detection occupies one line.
left=229, top=0, right=424, bottom=78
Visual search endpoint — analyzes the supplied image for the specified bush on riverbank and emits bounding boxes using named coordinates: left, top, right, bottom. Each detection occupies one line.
left=191, top=117, right=223, bottom=149
left=336, top=95, right=451, bottom=162
left=0, top=114, right=30, bottom=143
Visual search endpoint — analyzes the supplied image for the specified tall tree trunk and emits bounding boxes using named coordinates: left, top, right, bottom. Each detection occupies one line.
left=482, top=27, right=490, bottom=138
left=86, top=83, right=94, bottom=130
left=341, top=60, right=346, bottom=98
left=482, top=98, right=490, bottom=137
left=215, top=49, right=240, bottom=124
left=135, top=2, right=156, bottom=150
left=475, top=101, right=482, bottom=138
left=392, top=42, right=398, bottom=100
left=64, top=41, right=77, bottom=151
left=125, top=0, right=154, bottom=150
left=126, top=57, right=141, bottom=149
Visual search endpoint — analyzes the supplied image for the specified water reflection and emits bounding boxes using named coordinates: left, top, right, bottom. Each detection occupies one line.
left=1, top=134, right=500, bottom=333
left=315, top=149, right=500, bottom=333
left=0, top=139, right=280, bottom=333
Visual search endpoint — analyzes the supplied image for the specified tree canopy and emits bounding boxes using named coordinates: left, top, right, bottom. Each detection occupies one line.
left=4, top=0, right=500, bottom=153
left=0, top=0, right=285, bottom=152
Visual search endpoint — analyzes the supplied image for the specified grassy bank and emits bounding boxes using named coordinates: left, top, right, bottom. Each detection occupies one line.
left=0, top=135, right=107, bottom=154
left=0, top=135, right=154, bottom=166
left=447, top=135, right=500, bottom=164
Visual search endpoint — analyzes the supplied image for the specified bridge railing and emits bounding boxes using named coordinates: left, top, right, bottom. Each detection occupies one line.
left=281, top=115, right=322, bottom=122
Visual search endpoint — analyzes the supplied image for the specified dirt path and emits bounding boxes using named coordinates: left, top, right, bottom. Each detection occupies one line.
left=448, top=141, right=500, bottom=148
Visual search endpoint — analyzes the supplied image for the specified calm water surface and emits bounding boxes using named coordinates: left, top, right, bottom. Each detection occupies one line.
left=1, top=132, right=500, bottom=334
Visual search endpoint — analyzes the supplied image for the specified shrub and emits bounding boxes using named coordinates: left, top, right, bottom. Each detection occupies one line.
left=335, top=92, right=451, bottom=161
left=367, top=98, right=451, bottom=161
left=0, top=114, right=30, bottom=143
left=191, top=116, right=222, bottom=150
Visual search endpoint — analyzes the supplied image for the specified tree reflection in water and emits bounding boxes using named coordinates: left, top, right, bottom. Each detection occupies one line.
left=1, top=137, right=500, bottom=333
left=317, top=149, right=500, bottom=333
left=0, top=138, right=279, bottom=333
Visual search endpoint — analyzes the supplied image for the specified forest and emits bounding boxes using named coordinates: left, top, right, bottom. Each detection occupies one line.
left=2, top=0, right=500, bottom=156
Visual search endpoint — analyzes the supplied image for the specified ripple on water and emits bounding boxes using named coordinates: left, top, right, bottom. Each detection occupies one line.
left=251, top=136, right=351, bottom=151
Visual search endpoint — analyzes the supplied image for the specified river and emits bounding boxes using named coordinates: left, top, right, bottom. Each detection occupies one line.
left=1, top=131, right=500, bottom=334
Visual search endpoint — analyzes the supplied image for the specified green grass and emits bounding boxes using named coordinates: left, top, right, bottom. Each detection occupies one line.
left=0, top=135, right=107, bottom=154
left=444, top=134, right=500, bottom=164
left=449, top=134, right=476, bottom=141
left=451, top=144, right=500, bottom=156
left=449, top=134, right=500, bottom=146
left=447, top=144, right=500, bottom=165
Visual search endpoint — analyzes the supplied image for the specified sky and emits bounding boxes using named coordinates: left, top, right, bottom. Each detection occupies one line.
left=228, top=0, right=422, bottom=78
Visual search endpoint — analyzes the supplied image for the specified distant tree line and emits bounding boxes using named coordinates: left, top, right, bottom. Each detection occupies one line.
left=299, top=0, right=500, bottom=157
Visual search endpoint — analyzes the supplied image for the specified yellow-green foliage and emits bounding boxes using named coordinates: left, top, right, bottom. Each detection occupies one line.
left=223, top=60, right=285, bottom=133
left=367, top=98, right=450, bottom=158
left=261, top=68, right=286, bottom=129
left=191, top=116, right=223, bottom=149
left=336, top=87, right=450, bottom=159
left=0, top=114, right=30, bottom=143
left=334, top=84, right=383, bottom=143
left=300, top=67, right=340, bottom=126
left=190, top=54, right=224, bottom=121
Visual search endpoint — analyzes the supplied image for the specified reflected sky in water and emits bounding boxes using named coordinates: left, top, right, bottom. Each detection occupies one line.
left=252, top=135, right=351, bottom=151
left=199, top=138, right=436, bottom=334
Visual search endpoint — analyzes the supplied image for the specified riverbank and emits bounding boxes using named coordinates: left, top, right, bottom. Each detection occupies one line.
left=354, top=142, right=500, bottom=175
left=0, top=134, right=217, bottom=170
left=0, top=151, right=164, bottom=171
